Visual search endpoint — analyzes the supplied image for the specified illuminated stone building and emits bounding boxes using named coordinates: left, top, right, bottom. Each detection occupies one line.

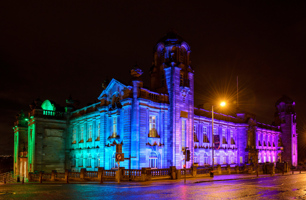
left=13, top=30, right=298, bottom=175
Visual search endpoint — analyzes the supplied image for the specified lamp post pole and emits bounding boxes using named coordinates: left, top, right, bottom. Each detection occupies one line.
left=212, top=105, right=214, bottom=172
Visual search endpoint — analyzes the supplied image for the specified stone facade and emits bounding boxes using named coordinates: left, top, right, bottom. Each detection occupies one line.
left=13, top=30, right=298, bottom=175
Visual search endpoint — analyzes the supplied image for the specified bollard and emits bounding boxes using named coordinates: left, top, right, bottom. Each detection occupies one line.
left=292, top=170, right=294, bottom=175
left=257, top=168, right=259, bottom=177
left=300, top=170, right=301, bottom=174
left=3, top=177, right=6, bottom=184
left=22, top=177, right=24, bottom=184
left=282, top=170, right=284, bottom=176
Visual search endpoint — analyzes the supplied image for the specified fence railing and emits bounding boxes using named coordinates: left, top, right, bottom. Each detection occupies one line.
left=150, top=169, right=170, bottom=177
left=85, top=171, right=98, bottom=178
left=55, top=173, right=65, bottom=179
left=123, top=169, right=141, bottom=179
left=69, top=172, right=80, bottom=178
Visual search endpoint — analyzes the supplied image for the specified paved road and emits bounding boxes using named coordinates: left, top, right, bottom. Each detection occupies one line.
left=0, top=174, right=306, bottom=199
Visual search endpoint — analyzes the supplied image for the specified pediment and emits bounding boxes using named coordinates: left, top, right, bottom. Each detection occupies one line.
left=97, top=79, right=127, bottom=100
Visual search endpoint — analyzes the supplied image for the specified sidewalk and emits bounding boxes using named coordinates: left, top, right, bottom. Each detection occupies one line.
left=2, top=172, right=304, bottom=186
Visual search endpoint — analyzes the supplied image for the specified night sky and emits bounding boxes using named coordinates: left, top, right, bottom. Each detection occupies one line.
left=1, top=1, right=306, bottom=160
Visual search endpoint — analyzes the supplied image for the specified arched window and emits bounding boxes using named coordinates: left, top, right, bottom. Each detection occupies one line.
left=149, top=152, right=158, bottom=169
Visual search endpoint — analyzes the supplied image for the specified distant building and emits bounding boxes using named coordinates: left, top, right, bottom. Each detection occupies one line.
left=13, top=30, right=298, bottom=176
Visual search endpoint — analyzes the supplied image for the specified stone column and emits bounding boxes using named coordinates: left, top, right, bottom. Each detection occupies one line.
left=192, top=166, right=197, bottom=177
left=80, top=168, right=86, bottom=180
left=170, top=166, right=177, bottom=179
left=176, top=169, right=181, bottom=179
left=51, top=170, right=56, bottom=181
left=227, top=165, right=231, bottom=174
left=97, top=167, right=104, bottom=182
left=39, top=171, right=43, bottom=184
left=217, top=165, right=221, bottom=174
left=65, top=170, right=69, bottom=183
left=28, top=172, right=33, bottom=182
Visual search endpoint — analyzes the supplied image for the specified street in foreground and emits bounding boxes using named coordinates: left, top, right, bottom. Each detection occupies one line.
left=1, top=174, right=306, bottom=200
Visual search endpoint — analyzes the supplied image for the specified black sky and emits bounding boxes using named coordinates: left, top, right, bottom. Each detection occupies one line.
left=1, top=1, right=306, bottom=160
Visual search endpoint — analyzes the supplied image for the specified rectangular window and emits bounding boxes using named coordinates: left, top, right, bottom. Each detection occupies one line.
left=149, top=116, right=158, bottom=137
left=194, top=125, right=199, bottom=142
left=88, top=124, right=92, bottom=142
left=182, top=120, right=186, bottom=149
left=72, top=128, right=76, bottom=144
left=203, top=126, right=209, bottom=143
left=240, top=156, right=243, bottom=164
left=204, top=157, right=208, bottom=164
left=79, top=157, right=83, bottom=167
left=112, top=117, right=117, bottom=137
left=98, top=123, right=100, bottom=139
left=80, top=127, right=84, bottom=143
left=87, top=158, right=91, bottom=167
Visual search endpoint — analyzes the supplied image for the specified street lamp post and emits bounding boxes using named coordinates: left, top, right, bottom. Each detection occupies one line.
left=211, top=102, right=226, bottom=174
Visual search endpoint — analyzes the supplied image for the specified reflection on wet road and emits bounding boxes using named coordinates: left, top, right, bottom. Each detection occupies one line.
left=1, top=174, right=306, bottom=199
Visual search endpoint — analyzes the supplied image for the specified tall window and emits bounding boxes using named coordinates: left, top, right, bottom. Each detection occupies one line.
left=231, top=131, right=235, bottom=145
left=203, top=126, right=209, bottom=143
left=149, top=152, right=158, bottom=168
left=72, top=155, right=76, bottom=167
left=258, top=154, right=262, bottom=163
left=97, top=122, right=100, bottom=140
left=231, top=156, right=234, bottom=164
left=194, top=154, right=198, bottom=163
left=88, top=124, right=92, bottom=142
left=72, top=128, right=76, bottom=143
left=204, top=154, right=208, bottom=165
left=112, top=117, right=117, bottom=137
left=87, top=155, right=92, bottom=167
left=194, top=125, right=199, bottom=142
left=149, top=116, right=158, bottom=137
left=79, top=155, right=83, bottom=167
left=182, top=120, right=186, bottom=149
left=80, top=127, right=84, bottom=143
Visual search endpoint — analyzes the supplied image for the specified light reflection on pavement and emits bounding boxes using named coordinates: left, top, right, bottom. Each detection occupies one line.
left=0, top=174, right=306, bottom=199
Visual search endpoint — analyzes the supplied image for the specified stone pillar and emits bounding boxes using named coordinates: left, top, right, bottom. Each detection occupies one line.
left=227, top=165, right=231, bottom=174
left=28, top=172, right=33, bottom=182
left=119, top=167, right=125, bottom=181
left=235, top=166, right=239, bottom=173
left=80, top=168, right=86, bottom=180
left=141, top=168, right=147, bottom=182
left=65, top=170, right=69, bottom=183
left=51, top=170, right=56, bottom=181
left=115, top=169, right=120, bottom=183
left=217, top=165, right=221, bottom=174
left=192, top=166, right=197, bottom=177
left=39, top=171, right=43, bottom=184
left=271, top=164, right=275, bottom=176
left=170, top=166, right=177, bottom=179
left=176, top=169, right=181, bottom=179
left=98, top=167, right=104, bottom=182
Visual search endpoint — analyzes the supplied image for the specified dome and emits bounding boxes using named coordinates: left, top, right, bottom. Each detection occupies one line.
left=155, top=29, right=189, bottom=49
left=275, top=95, right=294, bottom=106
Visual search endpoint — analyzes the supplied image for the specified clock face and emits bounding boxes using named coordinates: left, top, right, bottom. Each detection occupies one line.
left=118, top=155, right=121, bottom=160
